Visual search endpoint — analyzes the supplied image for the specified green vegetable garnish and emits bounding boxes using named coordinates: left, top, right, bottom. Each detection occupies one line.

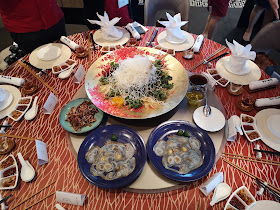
left=177, top=130, right=184, bottom=136
left=111, top=134, right=118, bottom=141
left=183, top=131, right=190, bottom=137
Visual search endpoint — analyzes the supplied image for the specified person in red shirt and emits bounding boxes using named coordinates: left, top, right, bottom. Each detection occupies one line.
left=202, top=0, right=230, bottom=40
left=0, top=0, right=66, bottom=54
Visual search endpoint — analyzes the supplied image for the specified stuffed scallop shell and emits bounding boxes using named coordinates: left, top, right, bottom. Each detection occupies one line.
left=85, top=140, right=136, bottom=180
left=153, top=134, right=203, bottom=174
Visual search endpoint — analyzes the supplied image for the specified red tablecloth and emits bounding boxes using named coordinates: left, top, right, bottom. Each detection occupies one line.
left=1, top=27, right=279, bottom=210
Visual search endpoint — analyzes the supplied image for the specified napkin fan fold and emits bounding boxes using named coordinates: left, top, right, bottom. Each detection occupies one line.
left=87, top=12, right=123, bottom=41
left=225, top=39, right=256, bottom=75
left=158, top=13, right=188, bottom=44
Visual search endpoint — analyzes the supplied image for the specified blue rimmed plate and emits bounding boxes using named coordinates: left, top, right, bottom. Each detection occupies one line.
left=77, top=125, right=146, bottom=189
left=59, top=98, right=104, bottom=134
left=147, top=120, right=215, bottom=182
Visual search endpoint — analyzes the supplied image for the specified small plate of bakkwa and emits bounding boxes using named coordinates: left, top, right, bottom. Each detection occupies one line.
left=59, top=98, right=104, bottom=134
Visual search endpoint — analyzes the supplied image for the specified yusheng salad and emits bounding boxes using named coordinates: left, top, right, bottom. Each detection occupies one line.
left=99, top=55, right=174, bottom=109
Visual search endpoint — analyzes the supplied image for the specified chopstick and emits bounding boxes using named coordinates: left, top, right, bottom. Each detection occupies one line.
left=148, top=28, right=158, bottom=46
left=222, top=158, right=280, bottom=195
left=18, top=60, right=59, bottom=95
left=253, top=149, right=280, bottom=156
left=256, top=178, right=280, bottom=200
left=88, top=32, right=92, bottom=64
left=203, top=51, right=230, bottom=64
left=189, top=45, right=227, bottom=72
left=11, top=181, right=56, bottom=209
left=146, top=27, right=155, bottom=45
left=0, top=133, right=38, bottom=141
left=21, top=60, right=48, bottom=75
left=24, top=190, right=57, bottom=210
left=222, top=153, right=280, bottom=166
left=89, top=31, right=96, bottom=51
left=0, top=125, right=12, bottom=128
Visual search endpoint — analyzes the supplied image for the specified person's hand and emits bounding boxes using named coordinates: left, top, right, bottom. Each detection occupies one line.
left=268, top=0, right=279, bottom=20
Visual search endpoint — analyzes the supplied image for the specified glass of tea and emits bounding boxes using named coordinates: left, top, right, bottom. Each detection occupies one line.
left=186, top=86, right=205, bottom=107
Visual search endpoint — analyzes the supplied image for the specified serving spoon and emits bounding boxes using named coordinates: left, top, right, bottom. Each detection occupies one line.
left=17, top=153, right=35, bottom=182
left=203, top=87, right=211, bottom=117
left=24, top=96, right=38, bottom=121
left=210, top=183, right=231, bottom=206
left=58, top=65, right=75, bottom=79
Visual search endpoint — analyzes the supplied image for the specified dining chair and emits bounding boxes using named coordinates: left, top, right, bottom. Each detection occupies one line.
left=144, top=0, right=190, bottom=31
left=251, top=20, right=280, bottom=54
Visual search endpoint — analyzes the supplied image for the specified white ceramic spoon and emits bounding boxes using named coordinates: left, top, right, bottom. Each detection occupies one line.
left=24, top=96, right=38, bottom=121
left=210, top=183, right=231, bottom=206
left=17, top=152, right=35, bottom=182
left=232, top=115, right=243, bottom=135
left=58, top=65, right=75, bottom=79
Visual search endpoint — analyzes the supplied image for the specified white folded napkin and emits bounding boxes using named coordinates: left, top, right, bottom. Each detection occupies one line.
left=249, top=78, right=279, bottom=90
left=158, top=13, right=188, bottom=43
left=225, top=39, right=256, bottom=75
left=60, top=36, right=79, bottom=50
left=87, top=12, right=123, bottom=41
left=0, top=75, right=25, bottom=86
left=255, top=96, right=280, bottom=107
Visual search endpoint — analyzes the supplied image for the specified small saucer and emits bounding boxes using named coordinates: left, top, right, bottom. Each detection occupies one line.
left=75, top=49, right=89, bottom=58
left=237, top=100, right=253, bottom=112
left=166, top=36, right=187, bottom=44
left=227, top=85, right=243, bottom=96
left=0, top=138, right=15, bottom=155
left=193, top=106, right=226, bottom=132
left=225, top=59, right=251, bottom=75
left=0, top=91, right=13, bottom=111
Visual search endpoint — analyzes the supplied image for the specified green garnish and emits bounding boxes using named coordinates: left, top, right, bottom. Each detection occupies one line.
left=183, top=131, right=190, bottom=137
left=111, top=134, right=118, bottom=141
left=177, top=130, right=184, bottom=136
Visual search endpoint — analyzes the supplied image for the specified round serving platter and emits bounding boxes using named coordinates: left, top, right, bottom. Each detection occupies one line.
left=85, top=47, right=189, bottom=119
left=77, top=125, right=146, bottom=189
left=147, top=120, right=215, bottom=182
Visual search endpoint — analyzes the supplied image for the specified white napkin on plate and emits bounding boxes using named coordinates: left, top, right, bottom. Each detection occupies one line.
left=0, top=75, right=25, bottom=86
left=225, top=39, right=256, bottom=75
left=249, top=78, right=279, bottom=90
left=158, top=13, right=188, bottom=44
left=255, top=96, right=280, bottom=107
left=87, top=12, right=123, bottom=41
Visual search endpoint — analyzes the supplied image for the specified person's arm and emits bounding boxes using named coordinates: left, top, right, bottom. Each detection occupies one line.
left=268, top=0, right=279, bottom=19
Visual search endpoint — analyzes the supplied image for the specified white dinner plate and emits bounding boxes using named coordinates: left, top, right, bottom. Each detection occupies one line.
left=29, top=43, right=71, bottom=70
left=93, top=27, right=130, bottom=47
left=0, top=90, right=13, bottom=111
left=250, top=200, right=280, bottom=210
left=193, top=106, right=226, bottom=132
left=216, top=56, right=261, bottom=85
left=37, top=45, right=62, bottom=61
left=157, top=31, right=195, bottom=52
left=255, top=108, right=280, bottom=152
left=0, top=85, right=21, bottom=120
